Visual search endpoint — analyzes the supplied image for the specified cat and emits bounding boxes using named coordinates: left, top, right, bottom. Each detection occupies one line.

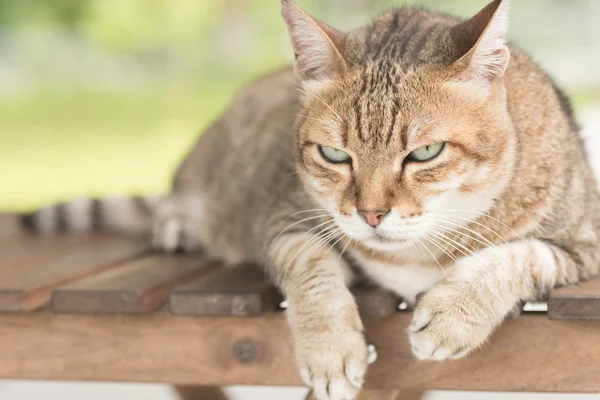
left=21, top=0, right=600, bottom=399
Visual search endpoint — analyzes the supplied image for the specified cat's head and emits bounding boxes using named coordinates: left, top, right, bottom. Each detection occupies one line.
left=282, top=0, right=517, bottom=251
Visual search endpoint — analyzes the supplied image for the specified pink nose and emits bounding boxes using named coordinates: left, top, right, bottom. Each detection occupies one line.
left=358, top=210, right=390, bottom=227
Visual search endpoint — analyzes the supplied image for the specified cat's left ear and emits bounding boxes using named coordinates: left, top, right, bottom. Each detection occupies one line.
left=281, top=0, right=347, bottom=82
left=450, top=0, right=510, bottom=86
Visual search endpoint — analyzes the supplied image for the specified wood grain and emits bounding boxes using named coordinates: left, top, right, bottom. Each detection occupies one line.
left=0, top=235, right=93, bottom=267
left=548, top=278, right=600, bottom=320
left=169, top=263, right=281, bottom=317
left=1, top=312, right=599, bottom=392
left=173, top=386, right=230, bottom=400
left=352, top=285, right=400, bottom=318
left=52, top=254, right=219, bottom=315
left=0, top=213, right=19, bottom=239
left=0, top=236, right=149, bottom=312
left=306, top=390, right=424, bottom=400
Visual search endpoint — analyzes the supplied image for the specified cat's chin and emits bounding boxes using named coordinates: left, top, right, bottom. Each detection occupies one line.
left=361, top=236, right=415, bottom=252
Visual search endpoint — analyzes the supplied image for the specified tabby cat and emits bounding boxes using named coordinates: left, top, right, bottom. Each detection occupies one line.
left=22, top=0, right=600, bottom=399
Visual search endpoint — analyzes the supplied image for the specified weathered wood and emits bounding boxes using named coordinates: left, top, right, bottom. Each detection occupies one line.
left=0, top=312, right=599, bottom=392
left=548, top=278, right=600, bottom=320
left=52, top=254, right=218, bottom=315
left=169, top=263, right=281, bottom=317
left=0, top=213, right=19, bottom=239
left=174, top=385, right=230, bottom=400
left=0, top=235, right=92, bottom=267
left=352, top=285, right=400, bottom=318
left=306, top=389, right=424, bottom=400
left=391, top=390, right=425, bottom=400
left=0, top=236, right=148, bottom=312
left=357, top=390, right=424, bottom=400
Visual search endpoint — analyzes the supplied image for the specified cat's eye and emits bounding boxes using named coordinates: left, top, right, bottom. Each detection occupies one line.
left=318, top=145, right=351, bottom=164
left=407, top=143, right=445, bottom=162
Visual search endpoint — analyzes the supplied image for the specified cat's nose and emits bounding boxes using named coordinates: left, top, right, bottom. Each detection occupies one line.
left=358, top=210, right=390, bottom=228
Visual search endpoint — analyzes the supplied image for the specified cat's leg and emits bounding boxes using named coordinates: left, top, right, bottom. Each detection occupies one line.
left=152, top=194, right=206, bottom=253
left=269, top=232, right=367, bottom=400
left=409, top=239, right=581, bottom=360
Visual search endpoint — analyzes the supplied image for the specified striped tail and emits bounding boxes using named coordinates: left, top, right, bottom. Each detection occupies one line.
left=20, top=196, right=164, bottom=235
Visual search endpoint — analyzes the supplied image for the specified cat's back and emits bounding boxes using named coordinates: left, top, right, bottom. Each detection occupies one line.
left=173, top=67, right=307, bottom=262
left=174, top=67, right=298, bottom=191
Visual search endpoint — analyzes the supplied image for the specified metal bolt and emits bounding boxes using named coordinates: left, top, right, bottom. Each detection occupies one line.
left=233, top=339, right=257, bottom=363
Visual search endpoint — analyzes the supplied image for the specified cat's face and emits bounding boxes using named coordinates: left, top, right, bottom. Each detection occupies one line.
left=295, top=65, right=516, bottom=251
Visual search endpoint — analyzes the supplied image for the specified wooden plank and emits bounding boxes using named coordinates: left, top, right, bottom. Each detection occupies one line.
left=0, top=236, right=149, bottom=312
left=174, top=386, right=230, bottom=400
left=0, top=235, right=93, bottom=267
left=52, top=255, right=219, bottom=315
left=1, top=312, right=599, bottom=392
left=0, top=213, right=19, bottom=239
left=255, top=285, right=399, bottom=319
left=548, top=278, right=600, bottom=320
left=307, top=389, right=425, bottom=400
left=352, top=285, right=400, bottom=318
left=169, top=263, right=281, bottom=317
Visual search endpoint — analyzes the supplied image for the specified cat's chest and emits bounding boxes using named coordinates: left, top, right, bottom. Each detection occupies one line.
left=349, top=248, right=445, bottom=305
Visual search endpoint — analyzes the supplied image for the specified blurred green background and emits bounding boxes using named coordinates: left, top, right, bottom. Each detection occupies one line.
left=0, top=0, right=599, bottom=211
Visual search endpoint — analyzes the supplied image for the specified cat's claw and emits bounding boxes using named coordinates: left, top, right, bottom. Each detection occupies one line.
left=409, top=285, right=494, bottom=361
left=295, top=327, right=367, bottom=400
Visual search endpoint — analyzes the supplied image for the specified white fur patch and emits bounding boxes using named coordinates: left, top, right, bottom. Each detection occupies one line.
left=357, top=257, right=444, bottom=304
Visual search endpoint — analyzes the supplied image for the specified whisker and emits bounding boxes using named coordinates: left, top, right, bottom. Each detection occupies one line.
left=439, top=209, right=525, bottom=241
left=429, top=213, right=502, bottom=247
left=294, top=80, right=343, bottom=122
left=265, top=217, right=334, bottom=268
left=414, top=237, right=446, bottom=274
left=293, top=114, right=330, bottom=125
left=427, top=229, right=487, bottom=267
left=319, top=232, right=347, bottom=266
left=288, top=226, right=343, bottom=269
left=338, top=237, right=353, bottom=260
left=285, top=209, right=329, bottom=218
left=428, top=220, right=515, bottom=292
left=296, top=229, right=344, bottom=269
left=422, top=235, right=463, bottom=269
left=272, top=214, right=332, bottom=247
left=429, top=219, right=495, bottom=250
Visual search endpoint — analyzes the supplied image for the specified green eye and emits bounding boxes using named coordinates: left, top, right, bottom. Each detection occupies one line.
left=319, top=146, right=351, bottom=164
left=407, top=143, right=445, bottom=162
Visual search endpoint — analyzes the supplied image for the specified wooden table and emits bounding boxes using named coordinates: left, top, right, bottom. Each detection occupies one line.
left=1, top=213, right=599, bottom=400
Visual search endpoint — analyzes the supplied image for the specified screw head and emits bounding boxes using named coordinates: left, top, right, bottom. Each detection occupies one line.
left=233, top=339, right=258, bottom=363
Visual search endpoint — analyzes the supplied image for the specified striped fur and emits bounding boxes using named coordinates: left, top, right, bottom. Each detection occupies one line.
left=21, top=196, right=161, bottom=235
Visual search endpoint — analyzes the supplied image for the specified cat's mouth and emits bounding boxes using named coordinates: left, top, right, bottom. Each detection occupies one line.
left=373, top=232, right=406, bottom=243
left=370, top=230, right=421, bottom=247
left=361, top=232, right=416, bottom=251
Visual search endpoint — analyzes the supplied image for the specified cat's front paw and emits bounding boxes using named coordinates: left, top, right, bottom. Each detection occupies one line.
left=409, top=284, right=495, bottom=361
left=293, top=320, right=368, bottom=400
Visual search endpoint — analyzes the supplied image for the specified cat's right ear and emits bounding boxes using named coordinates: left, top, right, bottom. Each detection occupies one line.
left=450, top=0, right=510, bottom=88
left=281, top=0, right=347, bottom=82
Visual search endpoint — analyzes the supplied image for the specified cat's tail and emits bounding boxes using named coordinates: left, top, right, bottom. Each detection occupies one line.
left=19, top=195, right=164, bottom=235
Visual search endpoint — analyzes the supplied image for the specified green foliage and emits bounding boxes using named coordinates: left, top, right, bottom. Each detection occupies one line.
left=0, top=0, right=87, bottom=27
left=0, top=0, right=597, bottom=210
